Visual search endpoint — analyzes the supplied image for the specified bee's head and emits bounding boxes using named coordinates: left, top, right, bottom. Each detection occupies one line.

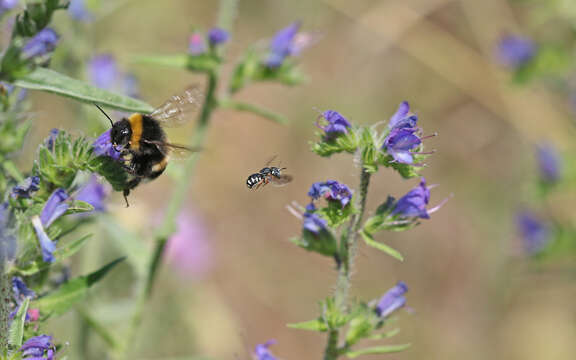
left=271, top=167, right=284, bottom=178
left=110, top=119, right=132, bottom=151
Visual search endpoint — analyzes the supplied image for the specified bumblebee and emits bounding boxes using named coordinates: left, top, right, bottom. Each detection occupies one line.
left=246, top=158, right=293, bottom=190
left=95, top=86, right=203, bottom=206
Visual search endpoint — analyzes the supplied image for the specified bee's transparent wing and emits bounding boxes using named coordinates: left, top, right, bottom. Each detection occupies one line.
left=150, top=85, right=204, bottom=127
left=143, top=139, right=201, bottom=160
left=270, top=174, right=293, bottom=187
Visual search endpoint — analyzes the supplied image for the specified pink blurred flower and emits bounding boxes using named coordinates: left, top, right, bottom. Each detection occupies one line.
left=165, top=210, right=213, bottom=280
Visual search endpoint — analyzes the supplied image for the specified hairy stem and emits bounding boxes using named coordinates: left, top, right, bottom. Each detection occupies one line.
left=0, top=258, right=8, bottom=353
left=122, top=0, right=239, bottom=356
left=324, top=166, right=371, bottom=360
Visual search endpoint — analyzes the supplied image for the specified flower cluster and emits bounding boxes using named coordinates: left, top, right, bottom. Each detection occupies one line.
left=20, top=335, right=56, bottom=360
left=382, top=101, right=435, bottom=166
left=497, top=34, right=536, bottom=69
left=264, top=22, right=314, bottom=68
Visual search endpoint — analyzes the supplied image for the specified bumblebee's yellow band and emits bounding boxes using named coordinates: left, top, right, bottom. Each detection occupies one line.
left=128, top=113, right=143, bottom=150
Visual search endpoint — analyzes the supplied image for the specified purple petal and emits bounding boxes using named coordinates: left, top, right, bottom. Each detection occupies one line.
left=208, top=27, right=229, bottom=46
left=76, top=176, right=107, bottom=212
left=254, top=340, right=277, bottom=360
left=21, top=28, right=59, bottom=60
left=32, top=217, right=56, bottom=263
left=189, top=32, right=206, bottom=55
left=12, top=276, right=35, bottom=300
left=92, top=129, right=122, bottom=160
left=497, top=34, right=536, bottom=68
left=389, top=101, right=410, bottom=129
left=265, top=22, right=300, bottom=68
left=536, top=143, right=561, bottom=184
left=516, top=210, right=549, bottom=254
left=376, top=282, right=408, bottom=318
left=88, top=54, right=118, bottom=90
left=40, top=189, right=69, bottom=227
left=68, top=0, right=92, bottom=22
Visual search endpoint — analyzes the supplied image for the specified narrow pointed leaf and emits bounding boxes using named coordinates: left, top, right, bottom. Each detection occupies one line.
left=287, top=318, right=328, bottom=332
left=346, top=344, right=411, bottom=358
left=8, top=297, right=29, bottom=349
left=14, top=68, right=153, bottom=113
left=360, top=230, right=404, bottom=262
left=34, top=257, right=125, bottom=316
left=131, top=54, right=188, bottom=68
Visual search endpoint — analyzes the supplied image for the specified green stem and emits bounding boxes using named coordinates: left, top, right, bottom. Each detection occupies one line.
left=324, top=166, right=372, bottom=360
left=0, top=257, right=8, bottom=354
left=122, top=0, right=239, bottom=356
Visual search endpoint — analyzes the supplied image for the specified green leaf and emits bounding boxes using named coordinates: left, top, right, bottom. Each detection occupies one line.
left=65, top=200, right=94, bottom=215
left=34, top=257, right=125, bottom=316
left=370, top=328, right=400, bottom=340
left=14, top=68, right=154, bottom=113
left=287, top=318, right=328, bottom=332
left=131, top=54, right=188, bottom=69
left=360, top=230, right=404, bottom=262
left=8, top=297, right=29, bottom=349
left=346, top=344, right=411, bottom=358
left=14, top=234, right=91, bottom=276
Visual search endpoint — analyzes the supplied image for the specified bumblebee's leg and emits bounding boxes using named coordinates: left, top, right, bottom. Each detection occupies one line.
left=123, top=177, right=142, bottom=208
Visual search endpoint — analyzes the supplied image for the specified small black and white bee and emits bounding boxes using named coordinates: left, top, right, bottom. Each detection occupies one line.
left=246, top=160, right=293, bottom=190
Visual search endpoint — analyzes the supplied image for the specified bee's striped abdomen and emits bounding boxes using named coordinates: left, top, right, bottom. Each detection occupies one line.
left=246, top=173, right=264, bottom=189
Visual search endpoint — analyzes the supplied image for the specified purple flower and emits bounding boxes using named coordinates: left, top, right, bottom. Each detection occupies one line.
left=45, top=128, right=59, bottom=150
left=316, top=110, right=351, bottom=137
left=516, top=210, right=549, bottom=254
left=308, top=180, right=352, bottom=207
left=11, top=176, right=40, bottom=199
left=92, top=129, right=122, bottom=161
left=264, top=22, right=313, bottom=68
left=12, top=276, right=35, bottom=301
left=188, top=32, right=206, bottom=55
left=20, top=335, right=55, bottom=359
left=21, top=28, right=59, bottom=61
left=388, top=101, right=418, bottom=130
left=303, top=211, right=327, bottom=234
left=88, top=54, right=118, bottom=90
left=254, top=340, right=277, bottom=360
left=208, top=27, right=229, bottom=46
left=32, top=189, right=70, bottom=262
left=536, top=143, right=561, bottom=184
left=68, top=0, right=92, bottom=22
left=391, top=178, right=445, bottom=220
left=165, top=211, right=213, bottom=280
left=76, top=176, right=108, bottom=211
left=497, top=34, right=536, bottom=68
left=382, top=101, right=435, bottom=164
left=376, top=282, right=408, bottom=318
left=0, top=0, right=18, bottom=16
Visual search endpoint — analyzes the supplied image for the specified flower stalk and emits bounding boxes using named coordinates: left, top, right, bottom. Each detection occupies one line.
left=123, top=0, right=238, bottom=355
left=324, top=164, right=372, bottom=359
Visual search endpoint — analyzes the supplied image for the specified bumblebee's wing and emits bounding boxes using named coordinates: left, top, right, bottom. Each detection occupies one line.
left=150, top=86, right=204, bottom=127
left=143, top=139, right=201, bottom=159
left=270, top=174, right=293, bottom=187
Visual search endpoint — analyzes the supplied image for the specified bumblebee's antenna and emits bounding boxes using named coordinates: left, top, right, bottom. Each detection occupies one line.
left=93, top=103, right=114, bottom=127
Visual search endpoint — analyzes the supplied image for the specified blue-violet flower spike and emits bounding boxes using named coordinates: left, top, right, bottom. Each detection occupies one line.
left=391, top=178, right=446, bottom=219
left=68, top=0, right=92, bottom=22
left=40, top=188, right=69, bottom=227
left=388, top=101, right=418, bottom=130
left=516, top=210, right=549, bottom=255
left=189, top=32, right=206, bottom=55
left=92, top=129, right=122, bottom=161
left=20, top=335, right=54, bottom=359
left=536, top=143, right=561, bottom=184
left=88, top=54, right=118, bottom=90
left=11, top=176, right=40, bottom=199
left=497, top=34, right=536, bottom=68
left=208, top=27, right=229, bottom=46
left=76, top=176, right=108, bottom=211
left=254, top=340, right=277, bottom=360
left=21, top=28, right=59, bottom=60
left=12, top=276, right=35, bottom=301
left=376, top=282, right=408, bottom=318
left=303, top=212, right=327, bottom=234
left=265, top=22, right=300, bottom=68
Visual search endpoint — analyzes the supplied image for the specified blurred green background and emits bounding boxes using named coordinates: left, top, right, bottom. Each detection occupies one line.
left=20, top=0, right=576, bottom=358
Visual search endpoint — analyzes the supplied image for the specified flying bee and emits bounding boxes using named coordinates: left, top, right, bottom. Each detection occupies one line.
left=246, top=157, right=293, bottom=190
left=95, top=86, right=203, bottom=207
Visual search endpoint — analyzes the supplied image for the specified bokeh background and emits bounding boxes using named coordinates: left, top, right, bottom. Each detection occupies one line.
left=19, top=0, right=576, bottom=358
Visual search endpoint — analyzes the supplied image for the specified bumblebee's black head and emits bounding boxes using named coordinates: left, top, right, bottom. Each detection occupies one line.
left=110, top=119, right=132, bottom=150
